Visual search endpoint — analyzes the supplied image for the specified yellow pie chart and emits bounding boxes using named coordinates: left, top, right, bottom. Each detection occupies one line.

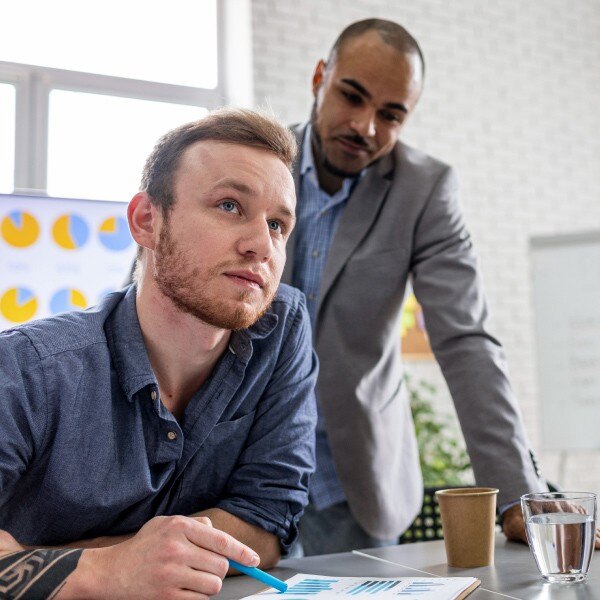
left=1, top=287, right=38, bottom=323
left=99, top=216, right=133, bottom=251
left=50, top=288, right=88, bottom=315
left=52, top=214, right=89, bottom=250
left=1, top=211, right=40, bottom=248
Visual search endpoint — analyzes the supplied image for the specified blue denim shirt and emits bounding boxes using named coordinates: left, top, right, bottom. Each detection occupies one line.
left=0, top=285, right=318, bottom=552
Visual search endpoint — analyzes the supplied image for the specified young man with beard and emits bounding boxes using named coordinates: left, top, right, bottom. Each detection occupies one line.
left=0, top=109, right=318, bottom=599
left=283, top=18, right=549, bottom=555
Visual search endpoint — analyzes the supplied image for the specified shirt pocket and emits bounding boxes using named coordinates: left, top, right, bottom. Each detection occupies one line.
left=177, top=410, right=257, bottom=513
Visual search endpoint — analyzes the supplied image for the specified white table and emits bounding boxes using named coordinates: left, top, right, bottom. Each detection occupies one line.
left=216, top=535, right=600, bottom=599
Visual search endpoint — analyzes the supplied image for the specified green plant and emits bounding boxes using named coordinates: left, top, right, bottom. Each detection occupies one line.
left=405, top=375, right=472, bottom=487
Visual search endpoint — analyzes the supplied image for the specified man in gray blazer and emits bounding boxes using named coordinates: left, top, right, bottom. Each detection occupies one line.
left=284, top=18, right=548, bottom=555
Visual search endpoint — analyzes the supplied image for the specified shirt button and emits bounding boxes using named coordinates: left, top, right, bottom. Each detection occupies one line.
left=312, top=250, right=320, bottom=258
left=308, top=293, right=315, bottom=301
left=167, top=431, right=177, bottom=441
left=150, top=390, right=157, bottom=401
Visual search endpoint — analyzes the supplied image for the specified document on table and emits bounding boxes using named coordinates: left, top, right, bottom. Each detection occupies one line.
left=240, top=573, right=481, bottom=599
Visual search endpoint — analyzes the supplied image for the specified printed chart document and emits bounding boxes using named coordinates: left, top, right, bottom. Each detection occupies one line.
left=241, top=573, right=481, bottom=599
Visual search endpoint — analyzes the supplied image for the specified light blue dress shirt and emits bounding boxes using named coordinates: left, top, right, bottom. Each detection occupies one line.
left=292, top=126, right=362, bottom=510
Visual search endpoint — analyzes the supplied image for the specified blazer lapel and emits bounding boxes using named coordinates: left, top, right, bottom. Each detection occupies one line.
left=316, top=153, right=393, bottom=318
left=282, top=122, right=395, bottom=321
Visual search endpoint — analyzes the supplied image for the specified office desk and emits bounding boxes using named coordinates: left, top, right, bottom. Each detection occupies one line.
left=216, top=535, right=600, bottom=599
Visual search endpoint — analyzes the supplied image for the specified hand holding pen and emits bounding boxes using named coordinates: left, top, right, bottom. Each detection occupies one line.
left=61, top=515, right=265, bottom=599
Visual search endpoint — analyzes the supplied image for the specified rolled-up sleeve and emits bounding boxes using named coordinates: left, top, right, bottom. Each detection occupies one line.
left=216, top=296, right=318, bottom=553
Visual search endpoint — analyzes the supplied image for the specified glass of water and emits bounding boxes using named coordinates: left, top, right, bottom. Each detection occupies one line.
left=521, top=492, right=596, bottom=583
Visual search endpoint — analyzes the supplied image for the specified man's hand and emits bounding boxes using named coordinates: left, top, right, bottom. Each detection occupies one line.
left=0, top=529, right=24, bottom=556
left=500, top=504, right=528, bottom=544
left=59, top=515, right=260, bottom=599
left=501, top=504, right=600, bottom=550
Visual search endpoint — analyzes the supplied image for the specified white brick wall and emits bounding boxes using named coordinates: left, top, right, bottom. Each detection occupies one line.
left=251, top=0, right=600, bottom=494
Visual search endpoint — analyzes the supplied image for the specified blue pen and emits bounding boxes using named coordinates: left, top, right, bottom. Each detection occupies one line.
left=229, top=559, right=288, bottom=593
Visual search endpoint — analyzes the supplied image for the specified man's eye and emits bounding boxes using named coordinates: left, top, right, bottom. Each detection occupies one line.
left=342, top=91, right=362, bottom=105
left=219, top=200, right=238, bottom=213
left=268, top=220, right=282, bottom=233
left=380, top=111, right=400, bottom=123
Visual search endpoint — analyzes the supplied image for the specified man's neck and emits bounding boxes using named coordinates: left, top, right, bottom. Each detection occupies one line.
left=310, top=138, right=344, bottom=196
left=315, top=162, right=344, bottom=196
left=135, top=278, right=231, bottom=420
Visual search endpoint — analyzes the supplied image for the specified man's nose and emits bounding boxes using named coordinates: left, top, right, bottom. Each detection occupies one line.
left=237, top=219, right=273, bottom=261
left=350, top=107, right=376, bottom=139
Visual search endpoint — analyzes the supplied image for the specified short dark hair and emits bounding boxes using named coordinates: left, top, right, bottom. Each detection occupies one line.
left=328, top=18, right=425, bottom=78
left=140, top=107, right=297, bottom=214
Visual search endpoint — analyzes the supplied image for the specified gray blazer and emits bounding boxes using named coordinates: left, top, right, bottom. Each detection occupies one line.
left=282, top=124, right=546, bottom=539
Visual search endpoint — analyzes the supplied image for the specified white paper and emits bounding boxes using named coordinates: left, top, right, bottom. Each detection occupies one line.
left=241, top=573, right=479, bottom=599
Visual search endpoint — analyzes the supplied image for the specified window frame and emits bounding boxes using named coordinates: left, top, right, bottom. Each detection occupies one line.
left=0, top=0, right=252, bottom=195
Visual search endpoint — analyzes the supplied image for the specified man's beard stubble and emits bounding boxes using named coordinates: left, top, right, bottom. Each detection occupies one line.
left=153, top=219, right=275, bottom=331
left=310, top=101, right=372, bottom=179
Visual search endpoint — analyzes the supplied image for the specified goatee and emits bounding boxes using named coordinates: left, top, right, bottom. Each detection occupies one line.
left=310, top=102, right=366, bottom=179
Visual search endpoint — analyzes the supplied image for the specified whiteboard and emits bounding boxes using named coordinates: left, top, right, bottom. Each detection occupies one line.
left=1, top=193, right=136, bottom=331
left=530, top=231, right=600, bottom=451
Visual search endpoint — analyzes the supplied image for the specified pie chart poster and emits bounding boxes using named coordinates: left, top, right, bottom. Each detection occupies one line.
left=0, top=193, right=136, bottom=330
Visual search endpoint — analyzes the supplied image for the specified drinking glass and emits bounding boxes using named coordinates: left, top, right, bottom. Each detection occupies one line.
left=521, top=492, right=596, bottom=583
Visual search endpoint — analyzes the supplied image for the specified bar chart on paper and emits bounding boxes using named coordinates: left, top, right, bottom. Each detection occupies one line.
left=241, top=574, right=480, bottom=599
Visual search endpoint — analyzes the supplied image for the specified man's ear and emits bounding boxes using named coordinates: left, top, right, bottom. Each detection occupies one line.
left=312, top=59, right=327, bottom=98
left=127, top=192, right=158, bottom=251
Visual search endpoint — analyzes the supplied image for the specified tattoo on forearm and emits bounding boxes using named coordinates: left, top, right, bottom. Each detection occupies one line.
left=0, top=548, right=83, bottom=599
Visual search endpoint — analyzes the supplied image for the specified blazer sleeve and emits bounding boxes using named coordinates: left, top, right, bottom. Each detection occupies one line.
left=410, top=165, right=547, bottom=505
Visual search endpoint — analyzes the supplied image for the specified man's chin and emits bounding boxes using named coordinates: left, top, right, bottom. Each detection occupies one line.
left=323, top=155, right=366, bottom=179
left=205, top=315, right=255, bottom=331
left=215, top=311, right=264, bottom=331
left=201, top=298, right=271, bottom=331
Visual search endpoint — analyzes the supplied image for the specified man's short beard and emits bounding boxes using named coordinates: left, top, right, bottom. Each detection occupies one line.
left=153, top=217, right=274, bottom=330
left=310, top=102, right=365, bottom=179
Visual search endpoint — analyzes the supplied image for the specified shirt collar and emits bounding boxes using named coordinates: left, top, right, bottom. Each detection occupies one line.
left=106, top=285, right=280, bottom=399
left=227, top=310, right=278, bottom=363
left=106, top=285, right=157, bottom=402
left=300, top=124, right=316, bottom=177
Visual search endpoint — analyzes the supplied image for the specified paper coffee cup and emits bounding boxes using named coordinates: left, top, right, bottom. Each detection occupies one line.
left=435, top=487, right=499, bottom=568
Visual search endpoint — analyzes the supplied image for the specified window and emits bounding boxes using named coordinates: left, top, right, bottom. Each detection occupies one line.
left=0, top=0, right=218, bottom=89
left=0, top=84, right=16, bottom=194
left=47, top=91, right=207, bottom=201
left=0, top=0, right=252, bottom=201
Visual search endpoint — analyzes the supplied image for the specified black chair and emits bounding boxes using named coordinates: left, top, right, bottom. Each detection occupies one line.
left=398, top=487, right=447, bottom=544
left=398, top=483, right=559, bottom=544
